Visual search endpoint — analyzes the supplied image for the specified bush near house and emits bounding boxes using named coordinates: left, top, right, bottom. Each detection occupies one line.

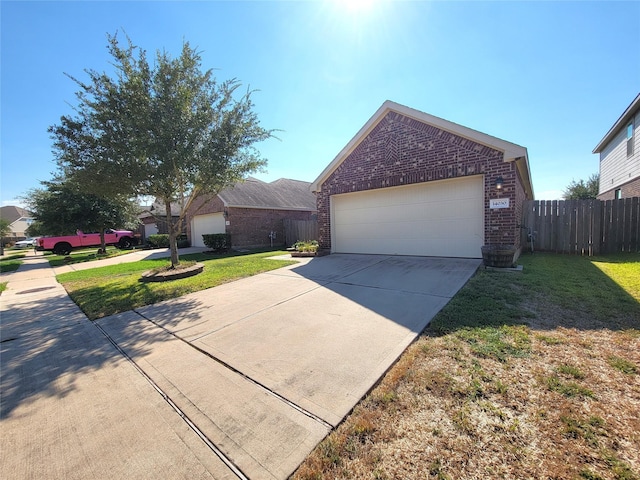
left=147, top=234, right=189, bottom=249
left=202, top=233, right=231, bottom=252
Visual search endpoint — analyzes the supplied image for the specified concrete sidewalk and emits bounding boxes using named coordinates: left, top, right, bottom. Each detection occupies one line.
left=1, top=251, right=239, bottom=479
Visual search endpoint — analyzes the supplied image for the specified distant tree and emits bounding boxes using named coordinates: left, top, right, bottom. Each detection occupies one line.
left=0, top=218, right=10, bottom=255
left=25, top=220, right=45, bottom=238
left=24, top=180, right=139, bottom=252
left=49, top=32, right=273, bottom=268
left=563, top=173, right=599, bottom=200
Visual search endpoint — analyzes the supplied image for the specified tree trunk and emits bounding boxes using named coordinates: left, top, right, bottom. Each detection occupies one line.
left=166, top=199, right=180, bottom=268
left=99, top=230, right=107, bottom=254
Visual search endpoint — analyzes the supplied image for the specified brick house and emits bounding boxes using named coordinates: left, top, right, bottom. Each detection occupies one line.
left=138, top=201, right=185, bottom=243
left=187, top=178, right=317, bottom=249
left=593, top=93, right=640, bottom=200
left=310, top=101, right=534, bottom=258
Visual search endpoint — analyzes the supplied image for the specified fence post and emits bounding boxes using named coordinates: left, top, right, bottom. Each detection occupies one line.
left=592, top=199, right=602, bottom=256
left=631, top=197, right=639, bottom=252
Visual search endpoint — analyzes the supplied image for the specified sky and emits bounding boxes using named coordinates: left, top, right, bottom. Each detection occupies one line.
left=1, top=0, right=639, bottom=208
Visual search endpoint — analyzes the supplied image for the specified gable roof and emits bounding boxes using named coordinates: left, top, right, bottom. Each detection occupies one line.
left=593, top=92, right=640, bottom=154
left=0, top=205, right=32, bottom=224
left=310, top=100, right=533, bottom=199
left=218, top=177, right=316, bottom=211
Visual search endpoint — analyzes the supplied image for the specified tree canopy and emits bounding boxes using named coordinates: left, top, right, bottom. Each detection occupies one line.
left=24, top=180, right=139, bottom=250
left=50, top=32, right=273, bottom=266
left=562, top=173, right=599, bottom=200
left=0, top=218, right=10, bottom=255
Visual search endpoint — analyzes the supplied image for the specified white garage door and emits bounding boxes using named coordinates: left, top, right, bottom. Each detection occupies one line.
left=191, top=213, right=226, bottom=247
left=331, top=175, right=484, bottom=258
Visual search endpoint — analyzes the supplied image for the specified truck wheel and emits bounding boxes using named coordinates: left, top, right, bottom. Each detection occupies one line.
left=54, top=242, right=72, bottom=256
left=118, top=237, right=132, bottom=249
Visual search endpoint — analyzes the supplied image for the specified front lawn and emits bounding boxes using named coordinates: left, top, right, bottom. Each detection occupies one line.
left=294, top=253, right=640, bottom=480
left=47, top=245, right=137, bottom=267
left=57, top=251, right=294, bottom=320
left=0, top=253, right=25, bottom=273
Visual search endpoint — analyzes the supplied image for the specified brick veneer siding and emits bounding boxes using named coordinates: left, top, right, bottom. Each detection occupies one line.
left=186, top=195, right=315, bottom=248
left=597, top=176, right=640, bottom=200
left=317, top=111, right=528, bottom=252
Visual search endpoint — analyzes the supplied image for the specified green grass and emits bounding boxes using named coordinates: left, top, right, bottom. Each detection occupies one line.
left=47, top=245, right=136, bottom=267
left=557, top=363, right=586, bottom=379
left=608, top=356, right=638, bottom=375
left=0, top=282, right=7, bottom=294
left=591, top=255, right=640, bottom=298
left=545, top=375, right=595, bottom=399
left=0, top=254, right=24, bottom=273
left=57, top=250, right=295, bottom=320
left=430, top=252, right=640, bottom=335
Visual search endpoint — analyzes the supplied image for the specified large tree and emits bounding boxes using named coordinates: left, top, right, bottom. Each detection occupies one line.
left=25, top=180, right=139, bottom=252
left=0, top=218, right=10, bottom=255
left=563, top=173, right=599, bottom=200
left=50, top=33, right=273, bottom=267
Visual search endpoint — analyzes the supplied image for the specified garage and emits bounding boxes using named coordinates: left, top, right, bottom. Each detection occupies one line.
left=190, top=213, right=225, bottom=247
left=311, top=101, right=534, bottom=256
left=331, top=175, right=484, bottom=257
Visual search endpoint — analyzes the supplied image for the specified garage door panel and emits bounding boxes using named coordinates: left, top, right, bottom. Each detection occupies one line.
left=191, top=213, right=226, bottom=248
left=332, top=176, right=483, bottom=258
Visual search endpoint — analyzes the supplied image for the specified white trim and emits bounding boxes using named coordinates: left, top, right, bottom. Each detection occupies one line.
left=593, top=93, right=640, bottom=154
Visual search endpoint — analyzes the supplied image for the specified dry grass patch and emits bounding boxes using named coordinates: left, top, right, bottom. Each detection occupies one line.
left=293, top=253, right=640, bottom=480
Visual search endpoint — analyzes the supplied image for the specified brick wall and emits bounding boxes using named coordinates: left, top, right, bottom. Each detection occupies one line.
left=317, top=111, right=527, bottom=251
left=186, top=195, right=315, bottom=248
left=226, top=207, right=314, bottom=248
left=597, top=176, right=640, bottom=200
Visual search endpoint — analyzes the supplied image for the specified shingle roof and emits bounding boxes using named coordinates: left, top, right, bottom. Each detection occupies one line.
left=0, top=205, right=32, bottom=224
left=218, top=178, right=316, bottom=211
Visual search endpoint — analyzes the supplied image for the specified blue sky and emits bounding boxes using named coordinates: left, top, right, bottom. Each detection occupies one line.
left=2, top=0, right=639, bottom=207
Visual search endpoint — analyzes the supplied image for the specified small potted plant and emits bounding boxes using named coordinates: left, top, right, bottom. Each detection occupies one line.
left=290, top=240, right=319, bottom=257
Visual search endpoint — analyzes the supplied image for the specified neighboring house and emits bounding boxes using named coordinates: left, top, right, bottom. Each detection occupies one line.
left=138, top=201, right=185, bottom=243
left=187, top=178, right=317, bottom=249
left=310, top=100, right=534, bottom=258
left=0, top=205, right=34, bottom=242
left=593, top=93, right=640, bottom=200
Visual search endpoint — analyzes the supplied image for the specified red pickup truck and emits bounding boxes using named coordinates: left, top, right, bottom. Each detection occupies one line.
left=37, top=229, right=137, bottom=255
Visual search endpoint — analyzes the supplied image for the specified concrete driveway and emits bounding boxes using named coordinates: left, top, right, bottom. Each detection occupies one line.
left=2, top=251, right=479, bottom=480
left=95, top=254, right=480, bottom=479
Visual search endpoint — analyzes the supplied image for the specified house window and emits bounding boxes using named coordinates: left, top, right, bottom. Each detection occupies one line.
left=627, top=121, right=634, bottom=156
left=615, top=188, right=622, bottom=199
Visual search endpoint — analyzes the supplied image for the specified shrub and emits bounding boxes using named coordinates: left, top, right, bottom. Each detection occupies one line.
left=177, top=234, right=190, bottom=249
left=202, top=233, right=231, bottom=252
left=147, top=234, right=189, bottom=248
left=147, top=234, right=170, bottom=248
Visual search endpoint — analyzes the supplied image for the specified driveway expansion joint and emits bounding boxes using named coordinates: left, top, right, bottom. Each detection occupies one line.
left=92, top=319, right=250, bottom=480
left=133, top=309, right=334, bottom=431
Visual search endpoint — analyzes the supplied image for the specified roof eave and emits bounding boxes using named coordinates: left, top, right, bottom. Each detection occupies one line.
left=593, top=93, right=640, bottom=154
left=311, top=102, right=393, bottom=193
left=226, top=204, right=316, bottom=212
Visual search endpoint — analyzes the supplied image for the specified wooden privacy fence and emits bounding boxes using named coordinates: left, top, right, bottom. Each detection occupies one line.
left=283, top=218, right=319, bottom=247
left=522, top=198, right=640, bottom=255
